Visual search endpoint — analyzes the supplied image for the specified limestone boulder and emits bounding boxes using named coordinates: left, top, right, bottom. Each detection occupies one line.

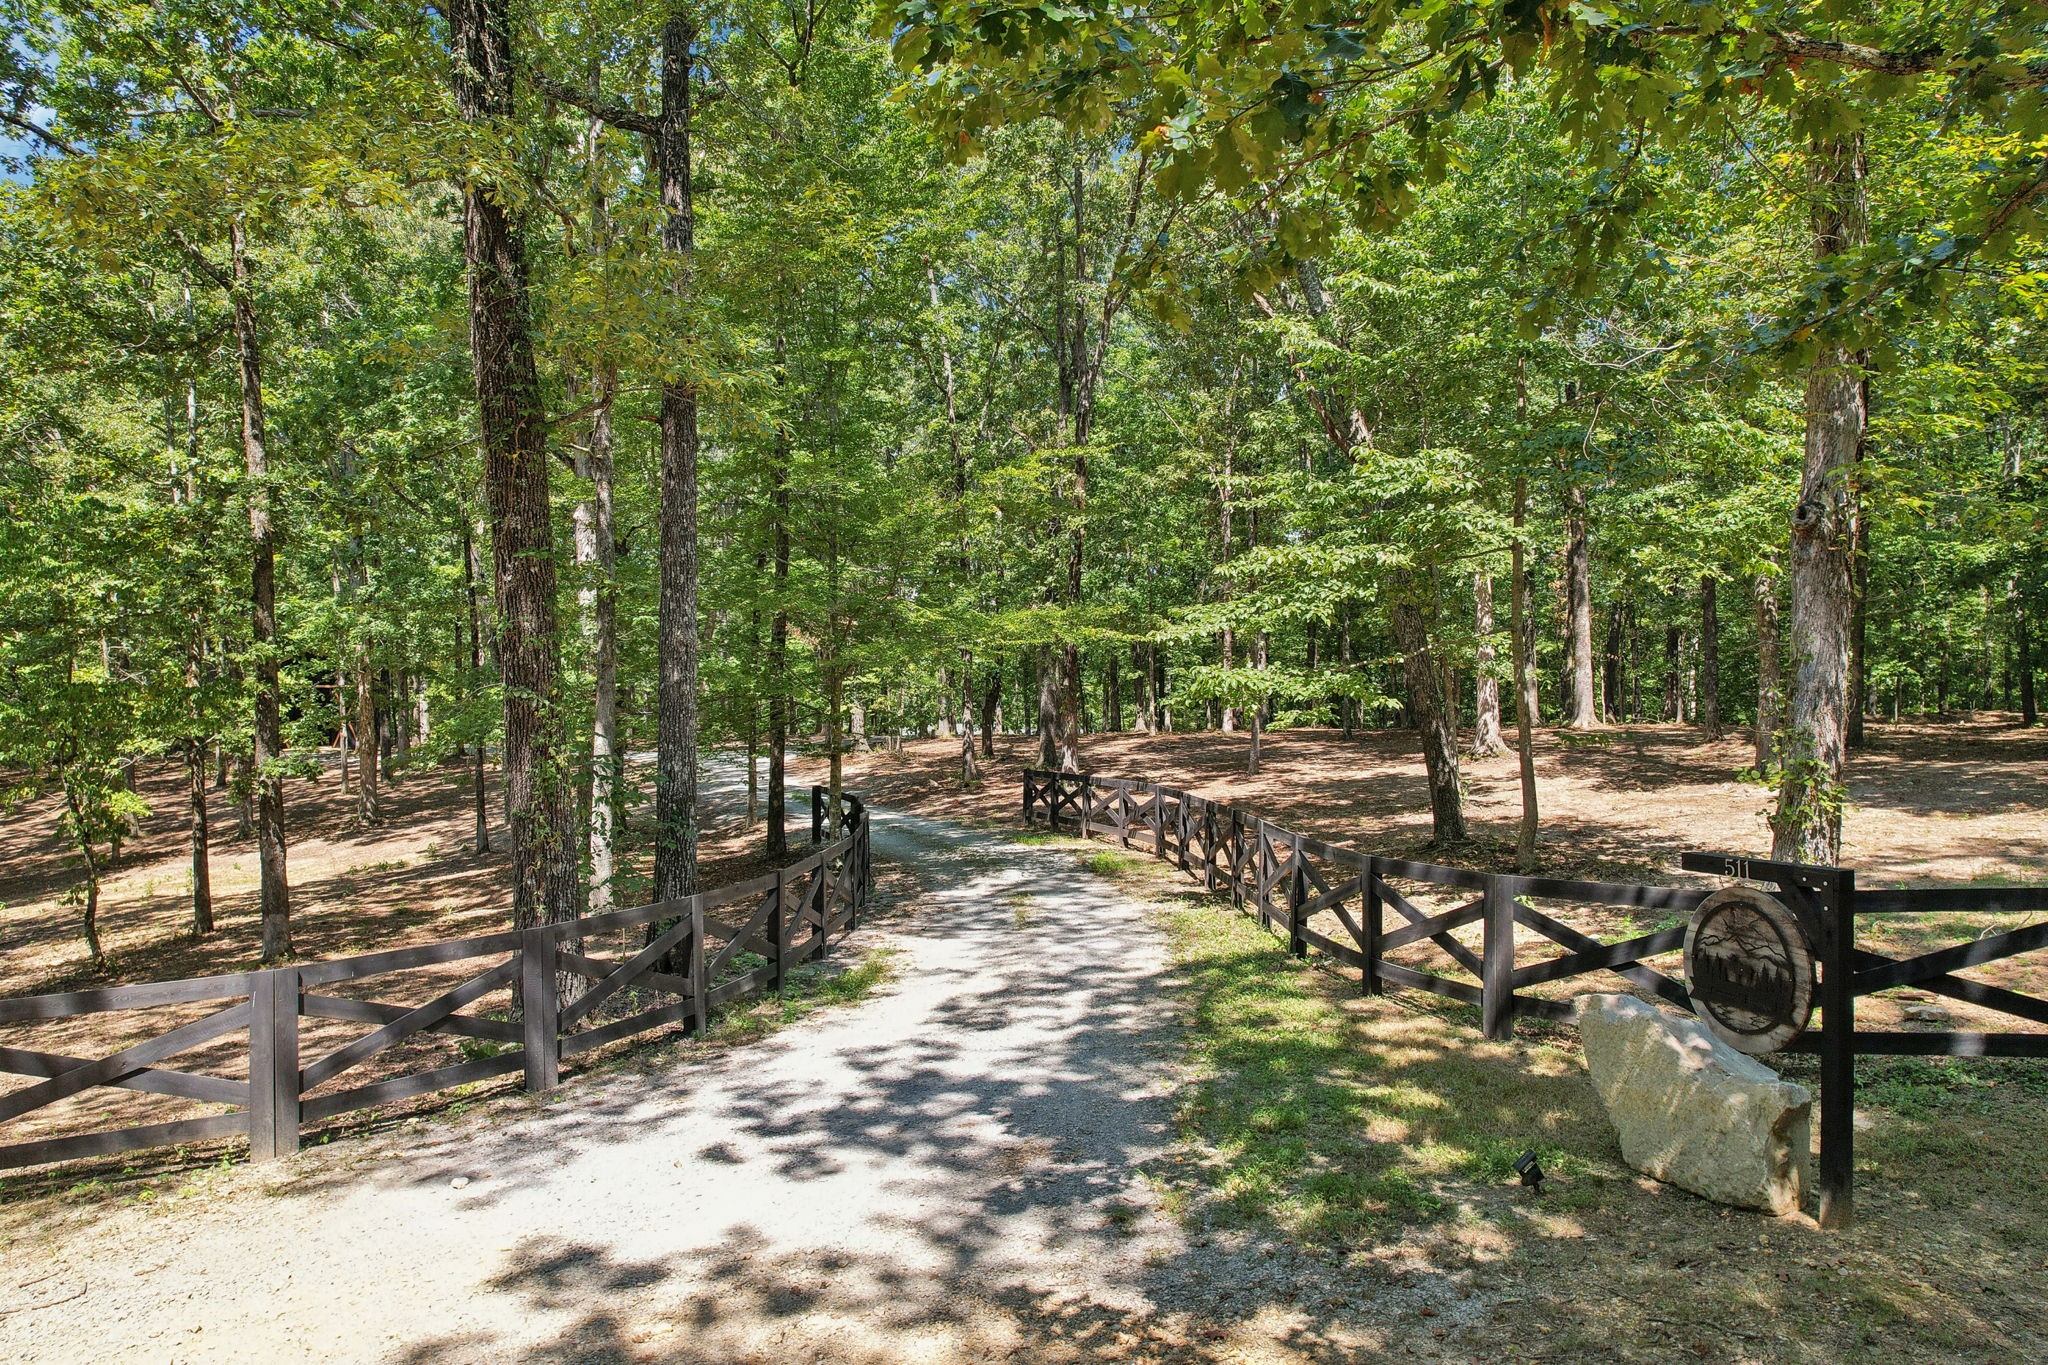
left=1574, top=993, right=1813, bottom=1215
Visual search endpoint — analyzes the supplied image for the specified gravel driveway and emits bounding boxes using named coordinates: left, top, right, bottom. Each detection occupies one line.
left=0, top=799, right=1216, bottom=1363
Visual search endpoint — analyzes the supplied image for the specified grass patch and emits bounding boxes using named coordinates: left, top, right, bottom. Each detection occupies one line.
left=703, top=949, right=898, bottom=1047
left=1080, top=848, right=1139, bottom=877
left=1153, top=895, right=1594, bottom=1250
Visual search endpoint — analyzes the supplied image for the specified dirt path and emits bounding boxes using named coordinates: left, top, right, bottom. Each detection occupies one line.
left=0, top=802, right=1232, bottom=1364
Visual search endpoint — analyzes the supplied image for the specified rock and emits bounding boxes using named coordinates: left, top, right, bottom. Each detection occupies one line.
left=1903, top=1003, right=1952, bottom=1025
left=450, top=1176, right=470, bottom=1190
left=1575, top=993, right=1812, bottom=1215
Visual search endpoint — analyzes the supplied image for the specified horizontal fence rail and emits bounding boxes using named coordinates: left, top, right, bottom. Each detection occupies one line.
left=1025, top=769, right=2048, bottom=1229
left=0, top=787, right=874, bottom=1173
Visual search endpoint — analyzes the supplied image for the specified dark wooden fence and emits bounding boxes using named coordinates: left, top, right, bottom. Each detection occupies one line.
left=1025, top=769, right=2048, bottom=1228
left=0, top=787, right=872, bottom=1172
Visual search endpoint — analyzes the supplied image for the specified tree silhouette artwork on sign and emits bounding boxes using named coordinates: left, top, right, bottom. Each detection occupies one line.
left=1684, top=887, right=1817, bottom=1055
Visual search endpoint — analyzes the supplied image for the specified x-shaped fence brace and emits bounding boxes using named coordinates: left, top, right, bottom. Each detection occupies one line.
left=0, top=787, right=875, bottom=1174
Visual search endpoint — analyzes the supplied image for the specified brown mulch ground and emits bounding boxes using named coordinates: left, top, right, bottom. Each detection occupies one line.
left=806, top=716, right=2048, bottom=887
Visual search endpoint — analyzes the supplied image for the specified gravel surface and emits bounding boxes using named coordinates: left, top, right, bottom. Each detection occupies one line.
left=0, top=797, right=1296, bottom=1364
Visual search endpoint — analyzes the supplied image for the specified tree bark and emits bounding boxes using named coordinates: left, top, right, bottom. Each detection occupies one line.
left=1755, top=571, right=1783, bottom=771
left=652, top=13, right=701, bottom=906
left=1699, top=574, right=1722, bottom=738
left=1847, top=446, right=1870, bottom=749
left=354, top=662, right=381, bottom=824
left=1247, top=630, right=1266, bottom=775
left=1662, top=625, right=1682, bottom=722
left=767, top=425, right=792, bottom=859
left=979, top=671, right=1001, bottom=757
left=462, top=526, right=492, bottom=854
left=575, top=362, right=621, bottom=911
left=450, top=0, right=579, bottom=928
left=1389, top=590, right=1466, bottom=845
left=1511, top=477, right=1540, bottom=871
left=1564, top=485, right=1597, bottom=728
left=186, top=737, right=213, bottom=936
left=230, top=215, right=291, bottom=960
left=1602, top=597, right=1626, bottom=722
left=2019, top=576, right=2038, bottom=726
left=1773, top=134, right=1867, bottom=865
left=1473, top=572, right=1505, bottom=756
left=1036, top=647, right=1058, bottom=768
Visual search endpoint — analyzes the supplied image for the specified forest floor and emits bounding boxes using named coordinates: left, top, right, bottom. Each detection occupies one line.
left=4, top=715, right=2039, bottom=1002
left=813, top=715, right=2048, bottom=888
left=0, top=773, right=2040, bottom=1362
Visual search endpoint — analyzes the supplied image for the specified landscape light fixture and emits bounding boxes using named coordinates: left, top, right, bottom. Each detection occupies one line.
left=1513, top=1149, right=1546, bottom=1194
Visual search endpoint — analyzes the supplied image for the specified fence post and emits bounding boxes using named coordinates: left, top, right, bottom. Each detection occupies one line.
left=1250, top=821, right=1266, bottom=923
left=1817, top=869, right=1858, bottom=1230
left=1361, top=859, right=1383, bottom=996
left=812, top=864, right=831, bottom=961
left=812, top=787, right=825, bottom=844
left=1287, top=831, right=1308, bottom=959
left=248, top=967, right=300, bottom=1161
left=687, top=897, right=709, bottom=1035
left=1150, top=787, right=1164, bottom=857
left=771, top=867, right=789, bottom=992
left=520, top=928, right=560, bottom=1093
left=1481, top=874, right=1516, bottom=1041
left=849, top=820, right=866, bottom=929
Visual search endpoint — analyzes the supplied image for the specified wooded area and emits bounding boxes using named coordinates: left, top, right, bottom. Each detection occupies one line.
left=3, top=2, right=2044, bottom=970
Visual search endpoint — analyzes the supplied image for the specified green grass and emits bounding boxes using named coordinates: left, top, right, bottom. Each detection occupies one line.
left=1080, top=848, right=1139, bottom=876
left=1151, top=894, right=1593, bottom=1249
left=703, top=950, right=898, bottom=1046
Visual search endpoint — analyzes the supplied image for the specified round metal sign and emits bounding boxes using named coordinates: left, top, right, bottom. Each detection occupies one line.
left=1683, top=886, right=1816, bottom=1054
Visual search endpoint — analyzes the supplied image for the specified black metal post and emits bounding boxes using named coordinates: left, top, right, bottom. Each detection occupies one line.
left=770, top=867, right=788, bottom=992
left=1362, top=858, right=1383, bottom=996
left=1818, top=867, right=1858, bottom=1229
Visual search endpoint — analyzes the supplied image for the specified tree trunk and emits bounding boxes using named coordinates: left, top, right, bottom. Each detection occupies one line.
left=1058, top=647, right=1082, bottom=771
left=1755, top=571, right=1783, bottom=771
left=1036, top=647, right=1058, bottom=768
left=767, top=425, right=791, bottom=859
left=1602, top=598, right=1625, bottom=723
left=1247, top=630, right=1266, bottom=775
left=1773, top=134, right=1866, bottom=865
left=230, top=216, right=291, bottom=960
left=1699, top=574, right=1722, bottom=738
left=1662, top=625, right=1682, bottom=722
left=391, top=672, right=411, bottom=774
left=652, top=13, right=701, bottom=907
left=1473, top=572, right=1505, bottom=756
left=233, top=752, right=253, bottom=840
left=1340, top=608, right=1356, bottom=738
left=2019, top=577, right=2038, bottom=726
left=980, top=670, right=1001, bottom=757
left=451, top=0, right=578, bottom=928
left=1848, top=450, right=1870, bottom=749
left=576, top=362, right=621, bottom=911
left=187, top=738, right=213, bottom=936
left=354, top=661, right=381, bottom=824
left=1564, top=486, right=1597, bottom=727
left=462, top=526, right=492, bottom=854
left=1389, top=590, right=1466, bottom=845
left=1155, top=648, right=1171, bottom=732
left=1511, top=477, right=1540, bottom=871
left=959, top=661, right=980, bottom=783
